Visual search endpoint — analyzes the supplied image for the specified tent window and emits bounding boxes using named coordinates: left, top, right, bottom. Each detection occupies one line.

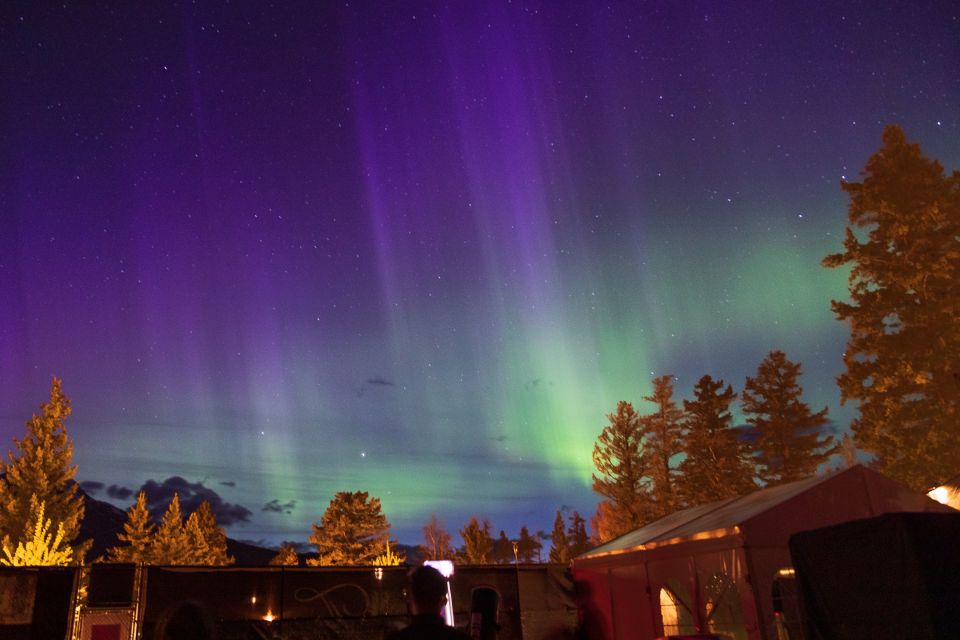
left=704, top=573, right=747, bottom=640
left=659, top=582, right=695, bottom=637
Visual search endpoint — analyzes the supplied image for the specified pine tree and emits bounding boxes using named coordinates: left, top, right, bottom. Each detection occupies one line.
left=151, top=494, right=191, bottom=565
left=419, top=513, right=454, bottom=561
left=0, top=378, right=88, bottom=560
left=308, top=491, right=391, bottom=566
left=679, top=375, right=756, bottom=505
left=459, top=516, right=493, bottom=564
left=516, top=526, right=541, bottom=563
left=567, top=511, right=590, bottom=558
left=492, top=530, right=514, bottom=564
left=742, top=351, right=835, bottom=485
left=108, top=491, right=155, bottom=563
left=641, top=375, right=685, bottom=517
left=269, top=543, right=300, bottom=566
left=823, top=125, right=960, bottom=491
left=184, top=512, right=212, bottom=564
left=591, top=401, right=652, bottom=542
left=191, top=501, right=233, bottom=565
left=548, top=511, right=569, bottom=564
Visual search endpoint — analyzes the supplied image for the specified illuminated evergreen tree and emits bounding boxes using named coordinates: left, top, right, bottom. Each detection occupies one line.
left=308, top=491, right=390, bottom=566
left=679, top=375, right=756, bottom=505
left=641, top=375, right=685, bottom=517
left=184, top=512, right=211, bottom=564
left=823, top=125, right=960, bottom=490
left=151, top=493, right=191, bottom=565
left=742, top=351, right=835, bottom=485
left=458, top=516, right=493, bottom=564
left=191, top=500, right=233, bottom=565
left=516, top=526, right=541, bottom=563
left=548, top=511, right=568, bottom=564
left=591, top=401, right=652, bottom=542
left=0, top=378, right=88, bottom=560
left=269, top=543, right=300, bottom=566
left=567, top=511, right=590, bottom=558
left=419, top=513, right=454, bottom=560
left=108, top=491, right=155, bottom=563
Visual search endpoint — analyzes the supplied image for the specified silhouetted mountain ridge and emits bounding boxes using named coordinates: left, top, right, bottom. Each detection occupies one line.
left=77, top=488, right=276, bottom=565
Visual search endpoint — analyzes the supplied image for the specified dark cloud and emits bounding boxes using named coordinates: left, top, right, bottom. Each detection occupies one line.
left=138, top=476, right=252, bottom=526
left=79, top=481, right=104, bottom=495
left=220, top=480, right=236, bottom=487
left=262, top=499, right=297, bottom=515
left=366, top=377, right=396, bottom=387
left=107, top=485, right=134, bottom=500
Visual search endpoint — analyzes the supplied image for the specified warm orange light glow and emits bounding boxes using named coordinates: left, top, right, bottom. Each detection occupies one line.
left=263, top=611, right=275, bottom=622
left=577, top=526, right=741, bottom=560
left=250, top=596, right=257, bottom=605
left=928, top=486, right=950, bottom=504
left=777, top=567, right=795, bottom=577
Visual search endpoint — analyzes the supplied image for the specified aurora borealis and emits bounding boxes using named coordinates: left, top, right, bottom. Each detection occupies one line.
left=1, top=2, right=958, bottom=547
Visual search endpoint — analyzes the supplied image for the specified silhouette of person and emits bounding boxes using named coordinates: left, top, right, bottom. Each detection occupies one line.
left=388, top=565, right=471, bottom=640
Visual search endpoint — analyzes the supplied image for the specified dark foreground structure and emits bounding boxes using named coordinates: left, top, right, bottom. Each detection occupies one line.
left=790, top=511, right=960, bottom=640
left=571, top=465, right=953, bottom=640
left=0, top=563, right=575, bottom=640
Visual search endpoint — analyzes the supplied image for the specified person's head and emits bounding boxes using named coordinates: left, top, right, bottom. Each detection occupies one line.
left=408, top=565, right=448, bottom=615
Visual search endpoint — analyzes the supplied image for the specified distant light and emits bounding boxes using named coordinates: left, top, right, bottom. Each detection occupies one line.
left=263, top=611, right=276, bottom=623
left=374, top=567, right=384, bottom=581
left=777, top=567, right=796, bottom=577
left=425, top=560, right=454, bottom=578
left=250, top=596, right=257, bottom=604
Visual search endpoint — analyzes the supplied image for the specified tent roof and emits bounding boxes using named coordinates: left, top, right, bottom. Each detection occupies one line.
left=578, top=469, right=853, bottom=560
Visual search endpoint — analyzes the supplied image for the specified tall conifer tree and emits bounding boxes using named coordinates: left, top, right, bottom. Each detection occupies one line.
left=0, top=378, right=88, bottom=560
left=823, top=125, right=960, bottom=490
left=742, top=351, right=835, bottom=485
left=184, top=512, right=211, bottom=564
left=591, top=401, right=651, bottom=542
left=192, top=500, right=233, bottom=565
left=459, top=516, right=493, bottom=564
left=516, top=526, right=541, bottom=563
left=641, top=375, right=685, bottom=517
left=308, top=491, right=391, bottom=566
left=548, top=511, right=569, bottom=564
left=493, top=530, right=514, bottom=564
left=567, top=511, right=590, bottom=558
left=679, top=375, right=756, bottom=505
left=152, top=493, right=191, bottom=565
left=108, top=490, right=155, bottom=563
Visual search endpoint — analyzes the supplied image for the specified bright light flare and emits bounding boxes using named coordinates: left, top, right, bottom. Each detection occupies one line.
left=424, top=560, right=454, bottom=578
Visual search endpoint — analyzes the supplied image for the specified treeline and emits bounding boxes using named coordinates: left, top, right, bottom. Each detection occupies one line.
left=592, top=350, right=835, bottom=542
left=264, top=490, right=590, bottom=567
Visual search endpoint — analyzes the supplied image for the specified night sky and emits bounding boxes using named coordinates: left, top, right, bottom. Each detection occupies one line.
left=1, top=2, right=958, bottom=548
